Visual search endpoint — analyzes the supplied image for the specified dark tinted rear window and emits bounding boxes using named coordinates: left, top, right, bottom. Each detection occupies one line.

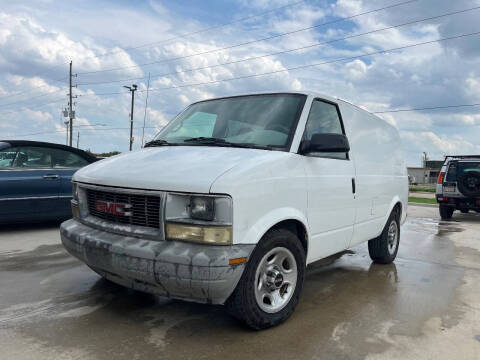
left=446, top=162, right=480, bottom=181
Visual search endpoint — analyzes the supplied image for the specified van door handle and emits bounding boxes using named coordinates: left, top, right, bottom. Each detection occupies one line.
left=43, top=174, right=59, bottom=179
left=352, top=178, right=356, bottom=194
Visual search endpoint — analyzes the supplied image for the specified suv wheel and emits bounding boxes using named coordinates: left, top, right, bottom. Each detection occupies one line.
left=439, top=205, right=454, bottom=220
left=368, top=209, right=400, bottom=264
left=226, top=228, right=306, bottom=330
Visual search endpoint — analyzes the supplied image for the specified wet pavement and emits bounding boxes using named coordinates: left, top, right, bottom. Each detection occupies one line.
left=0, top=206, right=479, bottom=359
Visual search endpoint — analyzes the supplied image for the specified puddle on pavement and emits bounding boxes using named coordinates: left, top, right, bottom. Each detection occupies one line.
left=0, top=214, right=474, bottom=360
left=405, top=217, right=464, bottom=236
left=0, top=244, right=76, bottom=272
left=0, top=249, right=466, bottom=360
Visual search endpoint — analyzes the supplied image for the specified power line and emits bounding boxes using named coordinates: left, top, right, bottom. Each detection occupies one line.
left=124, top=30, right=480, bottom=95
left=0, top=88, right=67, bottom=108
left=72, top=30, right=480, bottom=99
left=0, top=76, right=69, bottom=100
left=0, top=1, right=308, bottom=101
left=11, top=126, right=159, bottom=138
left=78, top=90, right=128, bottom=97
left=76, top=0, right=419, bottom=76
left=373, top=103, right=480, bottom=113
left=1, top=98, right=66, bottom=114
left=9, top=101, right=480, bottom=137
left=73, top=0, right=311, bottom=64
left=5, top=0, right=311, bottom=85
left=76, top=5, right=479, bottom=87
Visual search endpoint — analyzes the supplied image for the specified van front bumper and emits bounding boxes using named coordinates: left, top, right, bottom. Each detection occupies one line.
left=60, top=219, right=255, bottom=304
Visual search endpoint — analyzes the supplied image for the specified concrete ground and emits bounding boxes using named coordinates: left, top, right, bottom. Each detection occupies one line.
left=409, top=191, right=436, bottom=199
left=0, top=206, right=479, bottom=360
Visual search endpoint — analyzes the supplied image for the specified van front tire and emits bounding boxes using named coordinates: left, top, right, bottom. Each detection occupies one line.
left=226, top=228, right=306, bottom=330
left=368, top=210, right=400, bottom=264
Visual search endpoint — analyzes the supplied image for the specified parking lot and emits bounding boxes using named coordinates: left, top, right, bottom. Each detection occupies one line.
left=0, top=205, right=479, bottom=360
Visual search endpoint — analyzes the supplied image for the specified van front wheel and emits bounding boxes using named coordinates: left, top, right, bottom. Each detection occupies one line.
left=226, top=228, right=306, bottom=330
left=368, top=210, right=400, bottom=264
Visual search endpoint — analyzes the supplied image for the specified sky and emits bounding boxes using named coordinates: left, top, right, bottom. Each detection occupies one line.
left=0, top=0, right=479, bottom=166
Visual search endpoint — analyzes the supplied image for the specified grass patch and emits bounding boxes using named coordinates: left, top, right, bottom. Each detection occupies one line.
left=409, top=196, right=437, bottom=205
left=409, top=186, right=436, bottom=193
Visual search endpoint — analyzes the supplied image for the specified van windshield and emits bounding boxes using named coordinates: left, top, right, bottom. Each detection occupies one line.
left=152, top=94, right=307, bottom=150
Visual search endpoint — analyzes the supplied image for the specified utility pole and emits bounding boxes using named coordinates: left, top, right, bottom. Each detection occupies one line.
left=69, top=61, right=73, bottom=147
left=64, top=120, right=69, bottom=145
left=141, top=73, right=151, bottom=147
left=68, top=61, right=77, bottom=147
left=423, top=152, right=428, bottom=184
left=123, top=84, right=137, bottom=151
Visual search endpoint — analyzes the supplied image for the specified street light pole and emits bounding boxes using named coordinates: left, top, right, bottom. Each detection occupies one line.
left=123, top=84, right=137, bottom=151
left=69, top=61, right=73, bottom=147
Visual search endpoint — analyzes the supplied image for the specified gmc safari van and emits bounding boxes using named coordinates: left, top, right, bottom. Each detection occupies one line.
left=61, top=92, right=408, bottom=329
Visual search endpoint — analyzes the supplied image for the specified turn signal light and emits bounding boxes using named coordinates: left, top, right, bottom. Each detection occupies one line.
left=229, top=257, right=247, bottom=266
left=437, top=172, right=445, bottom=184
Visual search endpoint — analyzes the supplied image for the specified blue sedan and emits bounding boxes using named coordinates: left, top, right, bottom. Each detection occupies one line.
left=0, top=140, right=97, bottom=224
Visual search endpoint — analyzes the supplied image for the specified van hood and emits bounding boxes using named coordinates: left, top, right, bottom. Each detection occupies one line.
left=73, top=146, right=272, bottom=193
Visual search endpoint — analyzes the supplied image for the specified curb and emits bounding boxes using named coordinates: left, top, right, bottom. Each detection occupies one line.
left=408, top=202, right=437, bottom=208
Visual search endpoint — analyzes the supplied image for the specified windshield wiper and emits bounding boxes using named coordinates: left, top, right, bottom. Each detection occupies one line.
left=184, top=137, right=228, bottom=144
left=144, top=139, right=173, bottom=147
left=183, top=137, right=275, bottom=150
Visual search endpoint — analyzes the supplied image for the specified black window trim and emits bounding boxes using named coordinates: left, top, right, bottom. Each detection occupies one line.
left=298, top=97, right=350, bottom=161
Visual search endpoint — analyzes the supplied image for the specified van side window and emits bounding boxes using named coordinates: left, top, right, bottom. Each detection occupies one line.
left=303, top=100, right=347, bottom=159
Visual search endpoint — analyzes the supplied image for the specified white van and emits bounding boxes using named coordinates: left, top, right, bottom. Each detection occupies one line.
left=61, top=92, right=408, bottom=329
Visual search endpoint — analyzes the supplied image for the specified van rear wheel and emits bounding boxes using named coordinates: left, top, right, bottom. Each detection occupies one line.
left=226, top=228, right=305, bottom=330
left=368, top=209, right=400, bottom=264
left=439, top=205, right=454, bottom=220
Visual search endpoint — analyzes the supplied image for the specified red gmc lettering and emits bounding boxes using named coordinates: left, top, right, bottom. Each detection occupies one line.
left=95, top=200, right=131, bottom=216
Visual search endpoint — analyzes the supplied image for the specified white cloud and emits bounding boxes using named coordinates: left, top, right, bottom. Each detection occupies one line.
left=402, top=131, right=480, bottom=157
left=0, top=12, right=141, bottom=78
left=0, top=0, right=479, bottom=163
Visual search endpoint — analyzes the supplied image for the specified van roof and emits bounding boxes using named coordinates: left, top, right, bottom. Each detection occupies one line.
left=192, top=91, right=374, bottom=113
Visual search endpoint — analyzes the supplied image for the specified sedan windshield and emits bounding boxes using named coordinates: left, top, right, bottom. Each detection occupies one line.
left=153, top=94, right=306, bottom=150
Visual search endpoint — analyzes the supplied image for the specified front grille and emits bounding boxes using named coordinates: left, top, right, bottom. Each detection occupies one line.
left=86, top=188, right=161, bottom=229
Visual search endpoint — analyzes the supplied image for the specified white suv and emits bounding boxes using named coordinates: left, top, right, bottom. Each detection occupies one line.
left=436, top=155, right=480, bottom=219
left=61, top=92, right=408, bottom=329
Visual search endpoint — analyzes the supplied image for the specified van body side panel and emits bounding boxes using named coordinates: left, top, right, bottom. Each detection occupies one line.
left=210, top=152, right=309, bottom=247
left=338, top=101, right=408, bottom=247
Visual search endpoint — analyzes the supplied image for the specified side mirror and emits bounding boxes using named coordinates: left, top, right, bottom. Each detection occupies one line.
left=300, top=133, right=350, bottom=154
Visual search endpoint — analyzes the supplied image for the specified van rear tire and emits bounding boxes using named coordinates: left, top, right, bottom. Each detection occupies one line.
left=439, top=205, right=454, bottom=220
left=226, top=228, right=306, bottom=330
left=368, top=209, right=400, bottom=264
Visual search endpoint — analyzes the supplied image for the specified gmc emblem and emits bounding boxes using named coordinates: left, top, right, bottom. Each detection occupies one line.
left=95, top=200, right=132, bottom=216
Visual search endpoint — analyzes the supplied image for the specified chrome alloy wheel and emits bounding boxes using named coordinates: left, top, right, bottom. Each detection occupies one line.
left=387, top=220, right=398, bottom=255
left=254, top=247, right=298, bottom=313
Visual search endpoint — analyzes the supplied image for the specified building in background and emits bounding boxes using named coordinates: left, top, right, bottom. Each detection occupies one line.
left=407, top=160, right=443, bottom=185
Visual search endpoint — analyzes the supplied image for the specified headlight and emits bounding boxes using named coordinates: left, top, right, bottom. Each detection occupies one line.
left=165, top=193, right=233, bottom=245
left=189, top=196, right=215, bottom=221
left=166, top=223, right=232, bottom=245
